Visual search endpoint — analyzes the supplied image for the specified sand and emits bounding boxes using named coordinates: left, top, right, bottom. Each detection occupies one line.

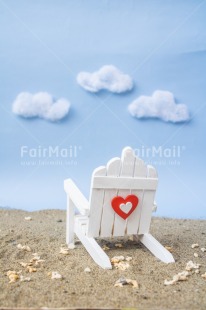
left=0, top=209, right=206, bottom=309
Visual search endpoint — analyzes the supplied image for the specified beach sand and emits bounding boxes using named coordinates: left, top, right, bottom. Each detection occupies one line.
left=0, top=209, right=206, bottom=309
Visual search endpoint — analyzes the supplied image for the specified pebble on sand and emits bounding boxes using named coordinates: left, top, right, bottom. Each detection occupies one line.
left=185, top=261, right=200, bottom=271
left=115, top=243, right=123, bottom=248
left=111, top=256, right=125, bottom=264
left=102, top=245, right=110, bottom=251
left=17, top=244, right=31, bottom=252
left=201, top=272, right=206, bottom=279
left=165, top=246, right=173, bottom=252
left=59, top=247, right=70, bottom=255
left=20, top=275, right=31, bottom=282
left=114, top=277, right=138, bottom=288
left=111, top=255, right=132, bottom=270
left=27, top=266, right=37, bottom=273
left=50, top=271, right=62, bottom=279
left=164, top=271, right=189, bottom=286
left=191, top=244, right=199, bottom=249
left=6, top=271, right=20, bottom=283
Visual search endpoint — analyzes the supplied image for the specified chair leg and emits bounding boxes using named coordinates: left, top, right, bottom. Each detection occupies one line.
left=139, top=233, right=175, bottom=263
left=75, top=225, right=112, bottom=269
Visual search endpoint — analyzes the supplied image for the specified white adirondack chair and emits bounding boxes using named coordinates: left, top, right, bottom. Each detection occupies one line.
left=64, top=147, right=174, bottom=269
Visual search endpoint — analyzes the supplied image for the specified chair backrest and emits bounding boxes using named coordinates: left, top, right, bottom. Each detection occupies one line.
left=87, top=147, right=158, bottom=238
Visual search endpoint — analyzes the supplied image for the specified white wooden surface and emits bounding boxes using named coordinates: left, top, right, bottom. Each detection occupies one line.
left=100, top=158, right=121, bottom=237
left=126, top=156, right=147, bottom=235
left=64, top=146, right=175, bottom=267
left=75, top=217, right=112, bottom=269
left=138, top=165, right=158, bottom=235
left=87, top=147, right=158, bottom=238
left=64, top=179, right=89, bottom=215
left=92, top=176, right=157, bottom=190
left=87, top=166, right=106, bottom=237
left=113, top=147, right=135, bottom=236
left=139, top=233, right=175, bottom=263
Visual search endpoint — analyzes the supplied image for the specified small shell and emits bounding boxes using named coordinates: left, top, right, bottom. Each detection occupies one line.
left=176, top=271, right=189, bottom=281
left=114, top=261, right=130, bottom=271
left=51, top=271, right=62, bottom=279
left=126, top=279, right=138, bottom=288
left=30, top=257, right=40, bottom=262
left=34, top=259, right=45, bottom=266
left=185, top=260, right=200, bottom=271
left=7, top=270, right=17, bottom=276
left=31, top=253, right=41, bottom=261
left=6, top=271, right=20, bottom=283
left=194, top=253, right=199, bottom=258
left=30, top=254, right=45, bottom=266
left=17, top=244, right=31, bottom=252
left=201, top=272, right=206, bottom=279
left=27, top=266, right=37, bottom=273
left=125, top=256, right=132, bottom=262
left=164, top=279, right=175, bottom=286
left=24, top=246, right=31, bottom=252
left=9, top=274, right=19, bottom=283
left=191, top=244, right=199, bottom=249
left=164, top=271, right=189, bottom=285
left=24, top=217, right=32, bottom=221
left=20, top=275, right=31, bottom=282
left=201, top=248, right=206, bottom=252
left=114, top=277, right=138, bottom=288
left=102, top=245, right=110, bottom=251
left=115, top=243, right=123, bottom=248
left=165, top=246, right=173, bottom=252
left=111, top=256, right=125, bottom=264
left=59, top=247, right=70, bottom=255
left=84, top=267, right=91, bottom=273
left=195, top=269, right=200, bottom=274
left=19, top=262, right=28, bottom=268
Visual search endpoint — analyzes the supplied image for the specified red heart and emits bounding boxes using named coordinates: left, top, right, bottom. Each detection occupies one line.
left=111, top=195, right=139, bottom=220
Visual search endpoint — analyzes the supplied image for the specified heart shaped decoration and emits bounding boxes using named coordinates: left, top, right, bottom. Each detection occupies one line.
left=111, top=195, right=139, bottom=220
left=120, top=202, right=132, bottom=214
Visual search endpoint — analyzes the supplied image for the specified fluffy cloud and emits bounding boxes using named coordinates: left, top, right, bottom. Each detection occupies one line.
left=77, top=65, right=133, bottom=93
left=12, top=92, right=70, bottom=122
left=128, top=90, right=190, bottom=123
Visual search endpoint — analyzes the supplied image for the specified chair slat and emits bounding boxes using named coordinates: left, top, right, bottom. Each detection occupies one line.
left=100, top=157, right=121, bottom=237
left=138, top=165, right=158, bottom=234
left=113, top=147, right=135, bottom=236
left=126, top=157, right=147, bottom=235
left=87, top=166, right=106, bottom=237
left=92, top=176, right=157, bottom=190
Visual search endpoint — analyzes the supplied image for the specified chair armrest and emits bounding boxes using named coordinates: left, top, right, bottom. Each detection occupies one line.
left=64, top=179, right=89, bottom=216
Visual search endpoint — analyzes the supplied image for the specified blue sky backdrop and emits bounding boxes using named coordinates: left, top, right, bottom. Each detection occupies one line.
left=0, top=0, right=206, bottom=218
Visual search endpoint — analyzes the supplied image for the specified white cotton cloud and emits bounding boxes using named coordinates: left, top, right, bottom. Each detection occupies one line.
left=77, top=65, right=133, bottom=93
left=128, top=90, right=190, bottom=123
left=12, top=92, right=70, bottom=122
